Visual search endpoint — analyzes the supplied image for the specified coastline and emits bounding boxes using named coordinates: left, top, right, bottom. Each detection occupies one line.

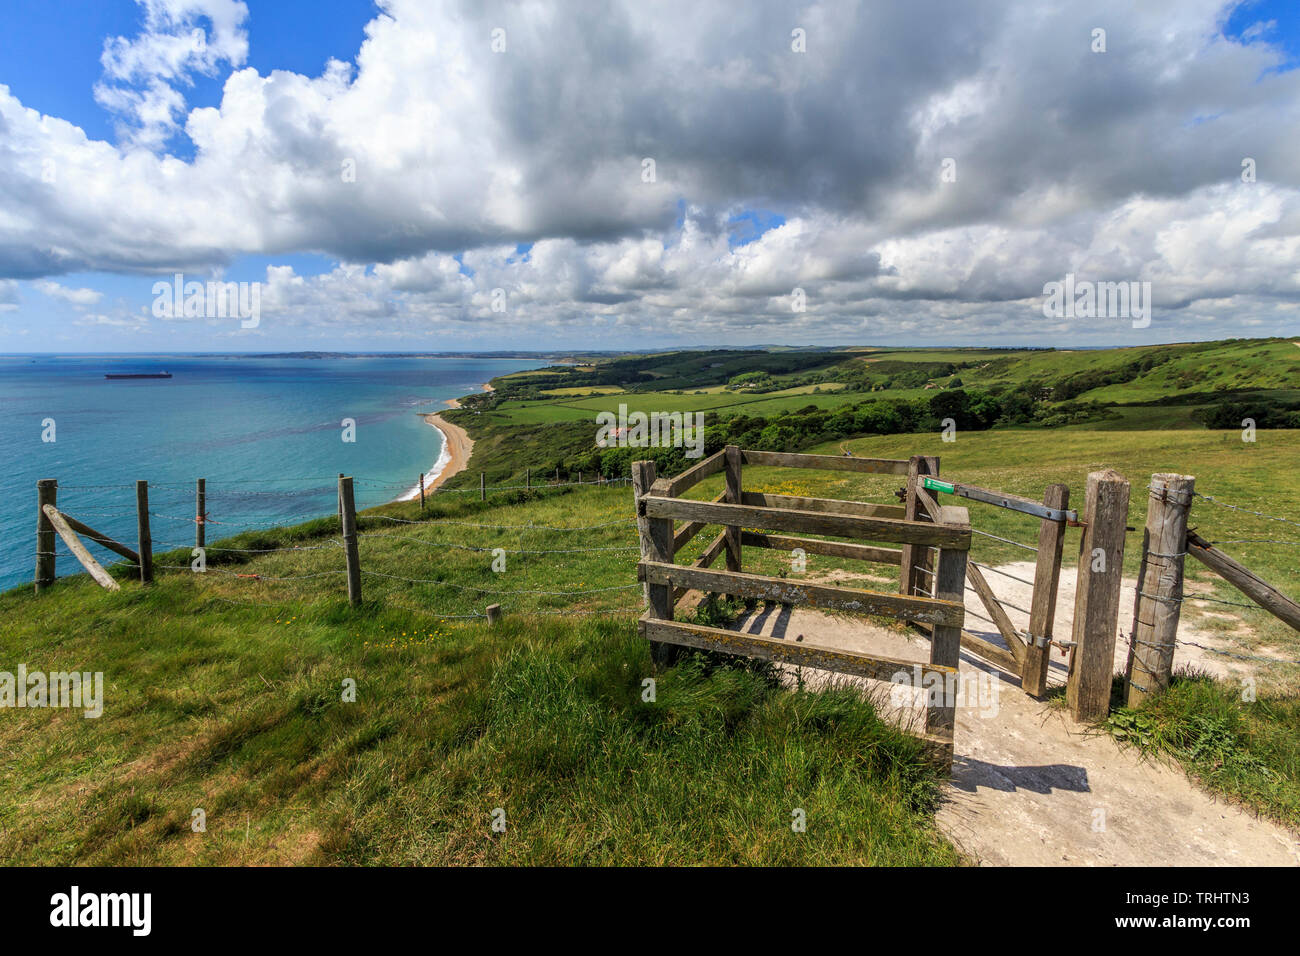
left=395, top=412, right=475, bottom=502
left=443, top=382, right=494, bottom=409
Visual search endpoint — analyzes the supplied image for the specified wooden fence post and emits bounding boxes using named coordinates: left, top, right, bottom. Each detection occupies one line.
left=419, top=472, right=425, bottom=512
left=926, top=505, right=969, bottom=771
left=480, top=471, right=486, bottom=501
left=723, top=445, right=744, bottom=602
left=632, top=461, right=656, bottom=610
left=899, top=456, right=938, bottom=598
left=526, top=467, right=531, bottom=491
left=1125, top=474, right=1194, bottom=706
left=634, top=460, right=678, bottom=666
left=339, top=475, right=362, bottom=606
left=36, top=479, right=57, bottom=593
left=195, top=478, right=206, bottom=550
left=337, top=473, right=344, bottom=529
left=136, top=479, right=153, bottom=584
left=1066, top=470, right=1130, bottom=722
left=1186, top=531, right=1300, bottom=630
left=486, top=603, right=502, bottom=625
left=1021, top=483, right=1069, bottom=696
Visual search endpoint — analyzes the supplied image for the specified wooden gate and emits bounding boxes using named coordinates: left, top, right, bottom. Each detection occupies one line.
left=632, top=446, right=971, bottom=769
left=906, top=475, right=1072, bottom=696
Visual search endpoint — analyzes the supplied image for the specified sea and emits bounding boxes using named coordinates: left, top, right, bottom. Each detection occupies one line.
left=0, top=354, right=546, bottom=593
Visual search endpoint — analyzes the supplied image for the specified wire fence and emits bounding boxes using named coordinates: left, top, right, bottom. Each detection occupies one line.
left=29, top=470, right=645, bottom=624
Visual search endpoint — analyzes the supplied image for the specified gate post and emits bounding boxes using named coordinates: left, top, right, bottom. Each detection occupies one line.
left=723, top=445, right=743, bottom=602
left=634, top=460, right=677, bottom=666
left=927, top=505, right=968, bottom=771
left=1021, top=483, right=1069, bottom=696
left=1066, top=470, right=1130, bottom=722
left=1125, top=474, right=1194, bottom=707
left=899, top=455, right=938, bottom=598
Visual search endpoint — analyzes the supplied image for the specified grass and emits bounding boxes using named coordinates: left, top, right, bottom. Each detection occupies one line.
left=1105, top=671, right=1300, bottom=830
left=8, top=355, right=1300, bottom=861
left=0, top=483, right=957, bottom=865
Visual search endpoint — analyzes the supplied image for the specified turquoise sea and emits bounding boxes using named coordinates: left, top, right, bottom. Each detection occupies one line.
left=0, top=354, right=545, bottom=592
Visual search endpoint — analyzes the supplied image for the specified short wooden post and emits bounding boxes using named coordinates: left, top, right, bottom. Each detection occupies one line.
left=526, top=468, right=531, bottom=491
left=899, top=456, right=938, bottom=597
left=480, top=471, right=486, bottom=501
left=486, top=603, right=502, bottom=625
left=419, top=472, right=425, bottom=512
left=35, top=479, right=57, bottom=593
left=136, top=479, right=153, bottom=584
left=1021, top=483, right=1070, bottom=696
left=195, top=478, right=206, bottom=550
left=1125, top=474, right=1194, bottom=707
left=1066, top=470, right=1130, bottom=722
left=577, top=470, right=582, bottom=485
left=339, top=475, right=362, bottom=606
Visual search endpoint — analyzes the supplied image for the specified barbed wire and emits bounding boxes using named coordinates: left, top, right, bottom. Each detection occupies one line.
left=1209, top=539, right=1300, bottom=548
left=1193, top=492, right=1300, bottom=531
left=1123, top=630, right=1300, bottom=668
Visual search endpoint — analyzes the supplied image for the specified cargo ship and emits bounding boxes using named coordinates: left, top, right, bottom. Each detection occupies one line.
left=104, top=372, right=172, bottom=379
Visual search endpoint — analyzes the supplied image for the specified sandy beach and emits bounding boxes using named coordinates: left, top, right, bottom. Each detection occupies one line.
left=395, top=412, right=474, bottom=501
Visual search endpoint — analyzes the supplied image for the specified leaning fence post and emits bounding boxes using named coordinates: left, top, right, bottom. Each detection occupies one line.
left=136, top=479, right=153, bottom=584
left=339, top=475, right=362, bottom=606
left=1021, top=483, right=1069, bottom=696
left=36, top=479, right=57, bottom=593
left=195, top=478, right=206, bottom=550
left=1125, top=473, right=1194, bottom=707
left=1066, top=470, right=1130, bottom=722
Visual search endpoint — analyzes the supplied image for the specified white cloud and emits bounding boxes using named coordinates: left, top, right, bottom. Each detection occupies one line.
left=95, top=0, right=250, bottom=150
left=34, top=279, right=104, bottom=307
left=0, top=0, right=1297, bottom=346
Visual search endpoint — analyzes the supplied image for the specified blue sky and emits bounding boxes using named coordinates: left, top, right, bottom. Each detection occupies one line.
left=1, top=0, right=1298, bottom=352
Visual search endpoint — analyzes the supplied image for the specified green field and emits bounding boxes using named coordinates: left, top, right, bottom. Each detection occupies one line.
left=6, top=338, right=1300, bottom=864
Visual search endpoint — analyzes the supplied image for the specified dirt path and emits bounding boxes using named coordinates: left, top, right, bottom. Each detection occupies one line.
left=717, top=563, right=1300, bottom=866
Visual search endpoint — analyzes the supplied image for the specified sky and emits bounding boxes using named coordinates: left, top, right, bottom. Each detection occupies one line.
left=0, top=0, right=1298, bottom=352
